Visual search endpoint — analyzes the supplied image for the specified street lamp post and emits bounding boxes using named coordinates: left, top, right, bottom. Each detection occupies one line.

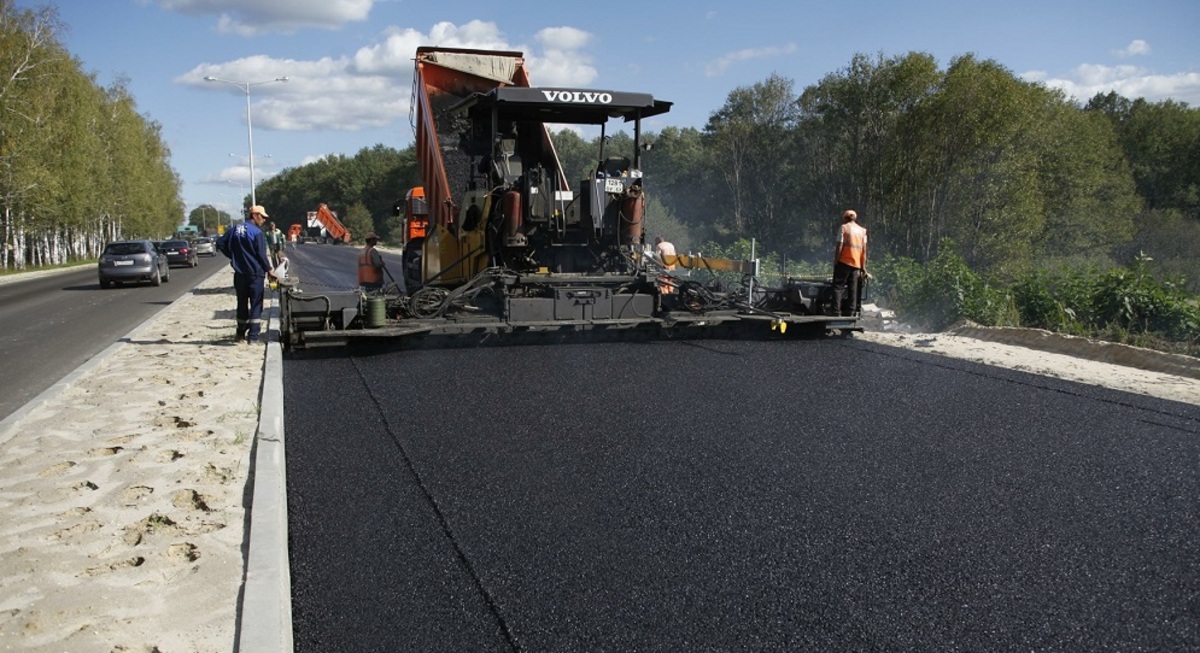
left=204, top=75, right=288, bottom=207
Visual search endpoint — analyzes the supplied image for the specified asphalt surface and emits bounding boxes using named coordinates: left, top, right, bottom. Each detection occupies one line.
left=285, top=336, right=1200, bottom=651
left=0, top=254, right=224, bottom=420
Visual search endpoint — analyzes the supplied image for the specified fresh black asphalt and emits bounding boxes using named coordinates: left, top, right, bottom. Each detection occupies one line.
left=284, top=336, right=1200, bottom=652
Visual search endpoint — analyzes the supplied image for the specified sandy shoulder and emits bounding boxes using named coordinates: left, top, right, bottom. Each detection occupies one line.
left=857, top=329, right=1200, bottom=406
left=0, top=267, right=265, bottom=653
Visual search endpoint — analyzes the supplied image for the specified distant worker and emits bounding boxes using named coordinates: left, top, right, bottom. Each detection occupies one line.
left=264, top=221, right=284, bottom=267
left=216, top=205, right=276, bottom=344
left=358, top=231, right=386, bottom=292
left=654, top=236, right=676, bottom=295
left=833, top=209, right=868, bottom=316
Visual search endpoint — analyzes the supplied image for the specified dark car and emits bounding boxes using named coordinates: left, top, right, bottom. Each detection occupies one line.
left=158, top=239, right=198, bottom=268
left=98, top=240, right=170, bottom=288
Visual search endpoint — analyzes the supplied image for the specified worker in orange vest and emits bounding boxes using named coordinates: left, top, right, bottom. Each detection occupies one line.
left=833, top=209, right=868, bottom=316
left=358, top=232, right=385, bottom=292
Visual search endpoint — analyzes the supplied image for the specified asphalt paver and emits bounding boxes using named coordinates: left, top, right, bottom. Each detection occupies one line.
left=285, top=336, right=1200, bottom=651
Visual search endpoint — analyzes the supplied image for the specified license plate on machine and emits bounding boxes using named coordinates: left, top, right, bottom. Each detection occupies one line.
left=115, top=260, right=134, bottom=266
left=604, top=178, right=624, bottom=193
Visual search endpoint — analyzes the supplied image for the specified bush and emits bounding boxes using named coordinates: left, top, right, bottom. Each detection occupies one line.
left=1011, top=268, right=1091, bottom=335
left=1091, top=253, right=1200, bottom=344
left=1007, top=253, right=1200, bottom=354
left=871, top=242, right=1015, bottom=330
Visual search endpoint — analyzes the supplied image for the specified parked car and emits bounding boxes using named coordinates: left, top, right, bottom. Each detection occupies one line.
left=192, top=237, right=216, bottom=257
left=98, top=240, right=170, bottom=288
left=158, top=239, right=198, bottom=267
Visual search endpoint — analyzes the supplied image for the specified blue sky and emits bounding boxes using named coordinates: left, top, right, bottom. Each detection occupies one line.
left=21, top=0, right=1200, bottom=222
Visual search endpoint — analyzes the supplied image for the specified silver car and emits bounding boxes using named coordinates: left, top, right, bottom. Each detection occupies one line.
left=192, top=236, right=217, bottom=257
left=98, top=240, right=170, bottom=288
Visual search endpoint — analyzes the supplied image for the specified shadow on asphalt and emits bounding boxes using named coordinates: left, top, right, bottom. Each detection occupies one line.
left=193, top=286, right=236, bottom=296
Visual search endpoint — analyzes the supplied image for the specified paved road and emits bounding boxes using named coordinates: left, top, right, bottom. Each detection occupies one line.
left=0, top=254, right=225, bottom=420
left=280, top=241, right=371, bottom=291
left=284, top=336, right=1200, bottom=651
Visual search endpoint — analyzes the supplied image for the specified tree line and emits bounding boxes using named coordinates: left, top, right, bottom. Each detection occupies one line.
left=653, top=53, right=1197, bottom=286
left=0, top=1, right=182, bottom=271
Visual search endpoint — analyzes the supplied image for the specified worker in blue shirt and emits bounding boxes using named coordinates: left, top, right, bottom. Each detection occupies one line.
left=217, top=205, right=276, bottom=344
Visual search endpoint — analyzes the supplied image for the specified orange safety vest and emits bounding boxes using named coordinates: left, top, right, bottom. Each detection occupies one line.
left=358, top=246, right=383, bottom=285
left=836, top=222, right=867, bottom=269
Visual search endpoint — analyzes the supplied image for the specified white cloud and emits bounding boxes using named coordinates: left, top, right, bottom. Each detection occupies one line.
left=536, top=26, right=591, bottom=51
left=528, top=27, right=597, bottom=87
left=178, top=21, right=599, bottom=132
left=1022, top=63, right=1200, bottom=106
left=153, top=0, right=374, bottom=35
left=1116, top=39, right=1151, bottom=58
left=426, top=19, right=515, bottom=51
left=705, top=43, right=798, bottom=78
left=350, top=27, right=429, bottom=76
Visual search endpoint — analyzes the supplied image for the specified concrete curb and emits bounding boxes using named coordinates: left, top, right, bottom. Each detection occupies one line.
left=237, top=327, right=293, bottom=653
left=947, top=323, right=1200, bottom=380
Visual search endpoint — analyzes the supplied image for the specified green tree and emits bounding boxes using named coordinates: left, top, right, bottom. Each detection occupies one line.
left=1034, top=100, right=1138, bottom=267
left=188, top=204, right=229, bottom=235
left=342, top=201, right=375, bottom=244
left=1087, top=93, right=1200, bottom=289
left=898, top=55, right=1049, bottom=270
left=0, top=2, right=68, bottom=267
left=0, top=1, right=179, bottom=268
left=640, top=126, right=708, bottom=242
left=1088, top=93, right=1200, bottom=216
left=796, top=52, right=940, bottom=258
left=703, top=74, right=801, bottom=246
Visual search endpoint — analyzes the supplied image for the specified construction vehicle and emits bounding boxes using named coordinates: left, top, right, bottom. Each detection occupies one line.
left=278, top=46, right=859, bottom=349
left=396, top=186, right=429, bottom=290
left=306, top=203, right=351, bottom=244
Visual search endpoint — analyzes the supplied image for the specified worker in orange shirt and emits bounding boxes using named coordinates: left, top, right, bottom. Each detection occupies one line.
left=833, top=209, right=868, bottom=316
